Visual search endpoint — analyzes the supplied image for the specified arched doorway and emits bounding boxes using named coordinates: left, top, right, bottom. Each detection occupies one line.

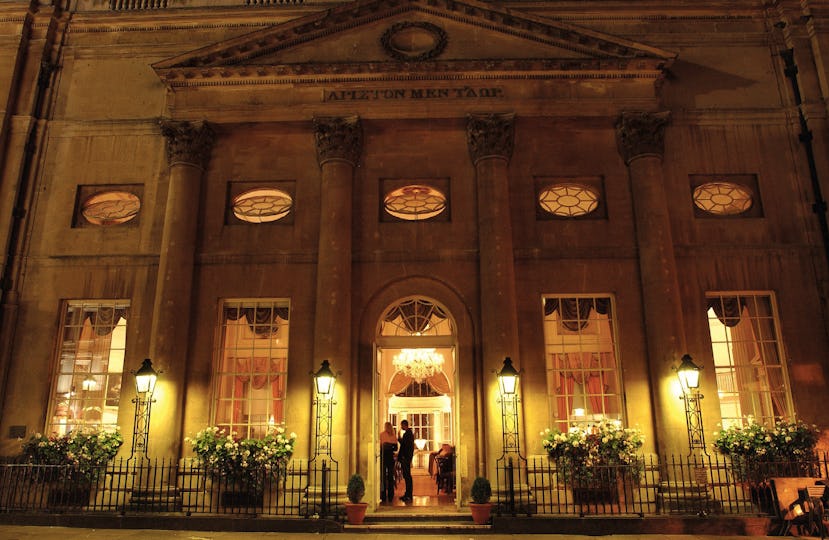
left=375, top=296, right=457, bottom=509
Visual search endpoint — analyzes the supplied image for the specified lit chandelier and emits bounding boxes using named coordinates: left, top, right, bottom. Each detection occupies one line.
left=393, top=348, right=445, bottom=382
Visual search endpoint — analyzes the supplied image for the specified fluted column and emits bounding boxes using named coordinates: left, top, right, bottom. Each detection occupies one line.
left=616, top=111, right=687, bottom=456
left=313, top=116, right=361, bottom=467
left=150, top=120, right=214, bottom=458
left=467, top=113, right=520, bottom=474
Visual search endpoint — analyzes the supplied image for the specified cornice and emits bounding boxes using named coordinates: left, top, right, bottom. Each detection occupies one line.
left=157, top=58, right=668, bottom=87
left=47, top=118, right=166, bottom=136
left=66, top=7, right=304, bottom=33
left=670, top=108, right=790, bottom=126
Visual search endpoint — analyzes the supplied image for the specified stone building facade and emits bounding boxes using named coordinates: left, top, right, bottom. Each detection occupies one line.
left=0, top=0, right=827, bottom=509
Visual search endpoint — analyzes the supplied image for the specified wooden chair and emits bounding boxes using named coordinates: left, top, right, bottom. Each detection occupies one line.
left=805, top=485, right=827, bottom=540
left=435, top=454, right=455, bottom=495
left=769, top=478, right=825, bottom=537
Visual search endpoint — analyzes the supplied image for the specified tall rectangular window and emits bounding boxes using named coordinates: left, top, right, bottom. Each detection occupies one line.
left=542, top=296, right=623, bottom=431
left=707, top=292, right=793, bottom=428
left=215, top=300, right=289, bottom=438
left=48, top=301, right=128, bottom=435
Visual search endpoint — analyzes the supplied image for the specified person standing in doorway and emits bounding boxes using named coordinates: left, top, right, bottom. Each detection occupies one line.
left=379, top=421, right=398, bottom=503
left=398, top=419, right=415, bottom=502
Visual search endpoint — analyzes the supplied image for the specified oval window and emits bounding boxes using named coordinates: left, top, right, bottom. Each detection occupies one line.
left=693, top=181, right=753, bottom=216
left=82, top=191, right=141, bottom=226
left=384, top=185, right=446, bottom=221
left=232, top=188, right=293, bottom=223
left=538, top=183, right=600, bottom=217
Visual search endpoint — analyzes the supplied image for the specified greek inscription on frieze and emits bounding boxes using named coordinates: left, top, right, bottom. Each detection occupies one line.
left=323, top=87, right=505, bottom=102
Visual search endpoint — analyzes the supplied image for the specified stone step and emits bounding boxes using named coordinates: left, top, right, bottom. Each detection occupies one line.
left=345, top=521, right=490, bottom=533
left=364, top=512, right=470, bottom=523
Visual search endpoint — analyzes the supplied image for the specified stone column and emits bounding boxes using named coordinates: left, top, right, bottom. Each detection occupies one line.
left=467, top=113, right=520, bottom=474
left=312, top=116, right=361, bottom=467
left=149, top=120, right=214, bottom=459
left=616, top=111, right=687, bottom=456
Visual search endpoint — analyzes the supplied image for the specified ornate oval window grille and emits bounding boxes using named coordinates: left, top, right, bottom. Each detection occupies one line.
left=82, top=191, right=141, bottom=226
left=232, top=188, right=293, bottom=223
left=693, top=181, right=753, bottom=216
left=538, top=183, right=600, bottom=217
left=384, top=185, right=446, bottom=221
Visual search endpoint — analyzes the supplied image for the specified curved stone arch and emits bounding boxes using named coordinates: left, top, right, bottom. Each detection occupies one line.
left=354, top=275, right=482, bottom=501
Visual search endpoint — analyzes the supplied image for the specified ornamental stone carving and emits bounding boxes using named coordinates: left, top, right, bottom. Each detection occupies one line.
left=381, top=21, right=448, bottom=62
left=615, top=111, right=670, bottom=164
left=159, top=120, right=214, bottom=169
left=314, top=116, right=363, bottom=167
left=466, top=113, right=514, bottom=164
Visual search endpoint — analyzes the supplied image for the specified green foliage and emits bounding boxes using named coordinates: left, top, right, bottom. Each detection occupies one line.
left=22, top=427, right=123, bottom=483
left=187, top=426, right=297, bottom=490
left=347, top=473, right=365, bottom=503
left=470, top=476, right=491, bottom=504
left=541, top=421, right=644, bottom=484
left=714, top=419, right=819, bottom=459
left=714, top=419, right=820, bottom=482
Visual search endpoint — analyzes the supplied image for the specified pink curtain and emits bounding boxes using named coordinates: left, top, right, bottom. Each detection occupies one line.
left=233, top=357, right=285, bottom=424
left=730, top=308, right=761, bottom=418
left=426, top=372, right=451, bottom=394
left=554, top=352, right=609, bottom=418
left=745, top=300, right=787, bottom=418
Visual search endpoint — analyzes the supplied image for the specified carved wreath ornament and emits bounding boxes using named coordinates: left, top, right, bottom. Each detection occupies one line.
left=381, top=21, right=448, bottom=62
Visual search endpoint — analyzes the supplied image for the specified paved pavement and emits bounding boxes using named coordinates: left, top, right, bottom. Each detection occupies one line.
left=0, top=528, right=778, bottom=540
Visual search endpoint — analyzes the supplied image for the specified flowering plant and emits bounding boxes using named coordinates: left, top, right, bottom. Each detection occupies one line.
left=187, top=426, right=297, bottom=490
left=22, top=427, right=123, bottom=483
left=541, top=421, right=644, bottom=484
left=714, top=419, right=820, bottom=482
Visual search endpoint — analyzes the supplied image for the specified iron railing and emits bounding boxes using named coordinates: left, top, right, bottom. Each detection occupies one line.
left=496, top=452, right=829, bottom=517
left=0, top=458, right=339, bottom=517
left=2, top=453, right=826, bottom=519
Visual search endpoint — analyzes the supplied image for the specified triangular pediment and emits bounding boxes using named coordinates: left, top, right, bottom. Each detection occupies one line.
left=153, top=0, right=676, bottom=87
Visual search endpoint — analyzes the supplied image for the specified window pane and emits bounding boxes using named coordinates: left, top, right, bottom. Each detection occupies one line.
left=542, top=296, right=622, bottom=431
left=706, top=293, right=792, bottom=428
left=48, top=301, right=128, bottom=435
left=214, top=300, right=289, bottom=438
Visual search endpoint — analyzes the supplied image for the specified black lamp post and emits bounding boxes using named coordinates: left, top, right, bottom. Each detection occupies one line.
left=131, top=358, right=158, bottom=460
left=497, top=357, right=521, bottom=455
left=309, top=359, right=337, bottom=519
left=312, top=360, right=335, bottom=458
left=496, top=357, right=525, bottom=515
left=676, top=354, right=707, bottom=454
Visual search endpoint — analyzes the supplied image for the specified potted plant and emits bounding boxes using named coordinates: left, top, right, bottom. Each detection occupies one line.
left=714, top=419, right=820, bottom=483
left=344, top=473, right=368, bottom=524
left=22, top=427, right=124, bottom=506
left=541, top=421, right=643, bottom=504
left=187, top=426, right=297, bottom=508
left=469, top=476, right=492, bottom=525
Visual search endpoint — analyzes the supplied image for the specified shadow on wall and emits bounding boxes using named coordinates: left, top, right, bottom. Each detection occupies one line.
left=663, top=59, right=760, bottom=107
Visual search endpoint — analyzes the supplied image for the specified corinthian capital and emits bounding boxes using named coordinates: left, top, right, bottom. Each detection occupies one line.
left=466, top=113, right=514, bottom=165
left=159, top=120, right=214, bottom=169
left=314, top=116, right=362, bottom=167
left=615, top=111, right=670, bottom=164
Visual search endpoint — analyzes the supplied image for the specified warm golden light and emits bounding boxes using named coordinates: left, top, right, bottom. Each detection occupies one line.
left=314, top=360, right=336, bottom=397
left=676, top=354, right=701, bottom=392
left=393, top=348, right=445, bottom=382
left=134, top=358, right=158, bottom=396
left=497, top=357, right=519, bottom=395
left=82, top=375, right=96, bottom=392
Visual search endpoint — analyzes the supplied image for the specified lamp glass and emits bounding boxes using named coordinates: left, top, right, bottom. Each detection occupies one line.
left=314, top=360, right=335, bottom=397
left=134, top=359, right=158, bottom=396
left=497, top=357, right=519, bottom=395
left=677, top=354, right=701, bottom=391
